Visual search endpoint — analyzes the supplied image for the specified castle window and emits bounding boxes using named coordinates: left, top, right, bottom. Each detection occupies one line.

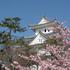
left=39, top=39, right=42, bottom=42
left=44, top=29, right=46, bottom=32
left=48, top=30, right=50, bottom=32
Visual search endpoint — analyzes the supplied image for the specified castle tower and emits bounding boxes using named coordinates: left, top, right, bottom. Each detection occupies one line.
left=29, top=17, right=59, bottom=45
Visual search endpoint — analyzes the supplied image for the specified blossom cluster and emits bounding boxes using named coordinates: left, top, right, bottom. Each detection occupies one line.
left=12, top=45, right=70, bottom=70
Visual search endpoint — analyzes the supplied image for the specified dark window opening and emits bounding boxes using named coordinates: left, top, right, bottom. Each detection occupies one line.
left=44, top=29, right=46, bottom=32
left=48, top=30, right=50, bottom=32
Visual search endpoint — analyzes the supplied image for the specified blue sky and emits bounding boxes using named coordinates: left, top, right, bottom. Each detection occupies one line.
left=0, top=0, right=70, bottom=37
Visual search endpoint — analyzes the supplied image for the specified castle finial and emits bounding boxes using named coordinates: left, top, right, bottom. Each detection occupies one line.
left=42, top=16, right=46, bottom=19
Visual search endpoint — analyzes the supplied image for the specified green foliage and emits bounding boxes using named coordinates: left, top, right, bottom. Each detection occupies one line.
left=0, top=31, right=11, bottom=44
left=0, top=17, right=25, bottom=33
left=15, top=37, right=25, bottom=45
left=0, top=17, right=26, bottom=63
left=46, top=38, right=57, bottom=45
left=46, top=37, right=63, bottom=46
left=0, top=17, right=26, bottom=44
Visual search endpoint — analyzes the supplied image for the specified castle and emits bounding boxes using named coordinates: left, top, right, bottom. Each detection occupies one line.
left=25, top=17, right=70, bottom=45
left=29, top=17, right=63, bottom=45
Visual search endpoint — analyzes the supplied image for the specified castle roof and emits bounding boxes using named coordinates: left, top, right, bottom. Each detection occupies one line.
left=38, top=17, right=49, bottom=24
left=29, top=17, right=59, bottom=30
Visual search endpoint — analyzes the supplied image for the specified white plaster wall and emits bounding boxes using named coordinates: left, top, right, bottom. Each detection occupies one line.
left=29, top=34, right=45, bottom=45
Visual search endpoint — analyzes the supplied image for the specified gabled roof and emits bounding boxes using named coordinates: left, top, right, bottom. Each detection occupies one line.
left=29, top=31, right=54, bottom=45
left=29, top=21, right=58, bottom=30
left=29, top=17, right=59, bottom=30
left=29, top=34, right=45, bottom=45
left=38, top=17, right=49, bottom=24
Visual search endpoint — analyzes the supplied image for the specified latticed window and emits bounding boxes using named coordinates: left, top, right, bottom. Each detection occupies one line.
left=39, top=39, right=42, bottom=42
